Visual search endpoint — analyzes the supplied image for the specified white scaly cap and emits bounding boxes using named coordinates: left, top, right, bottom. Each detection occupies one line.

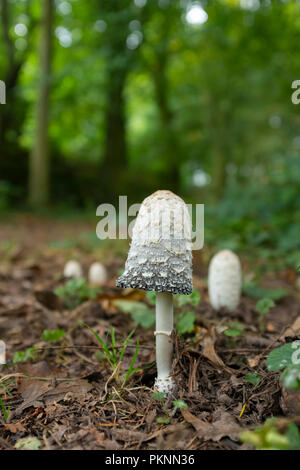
left=116, top=190, right=193, bottom=294
left=117, top=190, right=193, bottom=396
left=63, top=260, right=83, bottom=279
left=208, top=250, right=242, bottom=311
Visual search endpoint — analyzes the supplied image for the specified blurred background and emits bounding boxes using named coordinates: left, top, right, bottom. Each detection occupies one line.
left=0, top=0, right=299, bottom=263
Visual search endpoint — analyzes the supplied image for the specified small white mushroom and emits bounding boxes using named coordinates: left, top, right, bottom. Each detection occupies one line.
left=63, top=260, right=83, bottom=279
left=88, top=262, right=107, bottom=285
left=116, top=190, right=193, bottom=395
left=208, top=250, right=242, bottom=311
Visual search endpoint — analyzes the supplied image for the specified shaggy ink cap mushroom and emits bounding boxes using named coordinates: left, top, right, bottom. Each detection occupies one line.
left=63, top=260, right=83, bottom=279
left=116, top=190, right=193, bottom=395
left=88, top=262, right=107, bottom=285
left=208, top=249, right=242, bottom=311
left=116, top=190, right=193, bottom=295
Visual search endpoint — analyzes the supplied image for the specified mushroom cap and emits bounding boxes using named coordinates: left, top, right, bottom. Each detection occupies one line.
left=63, top=260, right=83, bottom=279
left=116, top=190, right=193, bottom=295
left=88, top=262, right=107, bottom=285
left=208, top=249, right=242, bottom=311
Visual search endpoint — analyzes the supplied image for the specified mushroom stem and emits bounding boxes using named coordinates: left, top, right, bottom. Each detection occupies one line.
left=155, top=292, right=174, bottom=393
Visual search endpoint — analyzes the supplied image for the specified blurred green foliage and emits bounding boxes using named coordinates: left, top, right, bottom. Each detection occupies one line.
left=224, top=320, right=244, bottom=337
left=267, top=342, right=299, bottom=371
left=281, top=365, right=300, bottom=390
left=41, top=328, right=66, bottom=342
left=0, top=0, right=299, bottom=260
left=114, top=299, right=155, bottom=328
left=176, top=311, right=195, bottom=335
left=241, top=418, right=300, bottom=450
left=54, top=278, right=101, bottom=309
left=245, top=372, right=261, bottom=386
left=13, top=347, right=37, bottom=364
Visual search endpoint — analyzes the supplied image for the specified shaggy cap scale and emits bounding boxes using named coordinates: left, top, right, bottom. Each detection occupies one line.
left=208, top=250, right=242, bottom=311
left=116, top=190, right=193, bottom=294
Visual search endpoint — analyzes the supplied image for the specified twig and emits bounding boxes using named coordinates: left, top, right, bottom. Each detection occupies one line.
left=15, top=344, right=153, bottom=352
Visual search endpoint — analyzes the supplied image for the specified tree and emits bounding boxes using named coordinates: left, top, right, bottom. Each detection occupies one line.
left=143, top=1, right=183, bottom=193
left=0, top=0, right=34, bottom=157
left=28, top=0, right=54, bottom=208
left=96, top=0, right=137, bottom=204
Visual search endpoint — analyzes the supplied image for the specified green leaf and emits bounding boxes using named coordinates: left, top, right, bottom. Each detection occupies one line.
left=41, top=329, right=65, bottom=343
left=176, top=311, right=195, bottom=335
left=146, top=291, right=156, bottom=305
left=157, top=417, right=170, bottom=424
left=280, top=365, right=300, bottom=390
left=84, top=323, right=115, bottom=366
left=224, top=321, right=244, bottom=337
left=245, top=372, right=261, bottom=386
left=13, top=347, right=37, bottom=364
left=175, top=290, right=201, bottom=307
left=267, top=343, right=298, bottom=371
left=122, top=340, right=140, bottom=389
left=173, top=399, right=188, bottom=410
left=152, top=392, right=165, bottom=401
left=256, top=298, right=275, bottom=314
left=286, top=423, right=300, bottom=449
left=241, top=418, right=300, bottom=450
left=243, top=283, right=289, bottom=301
left=114, top=300, right=155, bottom=328
left=15, top=436, right=42, bottom=450
left=0, top=397, right=10, bottom=423
left=54, top=278, right=101, bottom=309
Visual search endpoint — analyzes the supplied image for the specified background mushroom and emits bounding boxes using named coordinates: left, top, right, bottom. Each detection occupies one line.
left=63, top=260, right=83, bottom=279
left=116, top=190, right=193, bottom=394
left=88, top=262, right=107, bottom=285
left=208, top=249, right=242, bottom=311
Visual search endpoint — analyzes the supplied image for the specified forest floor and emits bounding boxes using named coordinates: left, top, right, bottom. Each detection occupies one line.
left=0, top=215, right=300, bottom=450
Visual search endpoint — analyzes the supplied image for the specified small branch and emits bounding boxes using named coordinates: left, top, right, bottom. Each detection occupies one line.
left=32, top=344, right=153, bottom=352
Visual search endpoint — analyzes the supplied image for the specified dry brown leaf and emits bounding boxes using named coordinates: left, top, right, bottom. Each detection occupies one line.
left=266, top=322, right=276, bottom=332
left=281, top=316, right=300, bottom=340
left=34, top=290, right=62, bottom=310
left=247, top=355, right=261, bottom=368
left=4, top=422, right=26, bottom=433
left=281, top=387, right=300, bottom=416
left=181, top=409, right=210, bottom=433
left=112, top=429, right=146, bottom=443
left=199, top=326, right=233, bottom=373
left=181, top=408, right=242, bottom=442
left=15, top=362, right=92, bottom=415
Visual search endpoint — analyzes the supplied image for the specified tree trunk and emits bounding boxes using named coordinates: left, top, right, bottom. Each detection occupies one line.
left=153, top=62, right=181, bottom=193
left=28, top=0, right=53, bottom=208
left=151, top=14, right=181, bottom=194
left=0, top=0, right=21, bottom=148
left=101, top=67, right=127, bottom=204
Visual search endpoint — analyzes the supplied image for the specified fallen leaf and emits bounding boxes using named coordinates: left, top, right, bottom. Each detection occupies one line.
left=34, top=290, right=62, bottom=310
left=281, top=317, right=300, bottom=340
left=15, top=369, right=92, bottom=416
left=15, top=436, right=42, bottom=450
left=199, top=326, right=233, bottom=373
left=266, top=322, right=276, bottom=332
left=112, top=429, right=146, bottom=443
left=4, top=422, right=26, bottom=433
left=281, top=387, right=300, bottom=416
left=248, top=355, right=261, bottom=368
left=181, top=408, right=242, bottom=442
